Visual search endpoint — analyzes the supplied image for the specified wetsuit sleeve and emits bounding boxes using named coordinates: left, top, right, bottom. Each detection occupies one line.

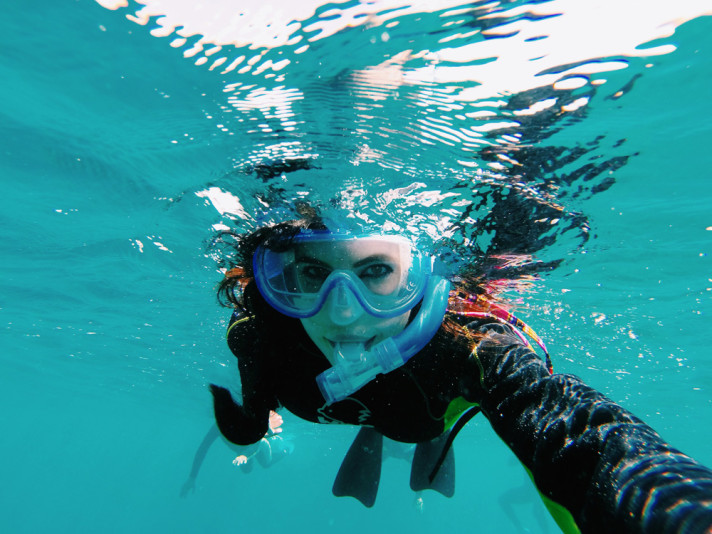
left=210, top=312, right=278, bottom=446
left=180, top=424, right=220, bottom=497
left=187, top=425, right=220, bottom=480
left=471, top=322, right=712, bottom=533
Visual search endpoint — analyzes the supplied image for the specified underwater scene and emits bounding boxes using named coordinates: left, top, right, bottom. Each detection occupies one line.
left=1, top=0, right=711, bottom=532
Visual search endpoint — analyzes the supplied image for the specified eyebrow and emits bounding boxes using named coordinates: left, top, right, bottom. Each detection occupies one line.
left=353, top=254, right=396, bottom=268
left=294, top=255, right=330, bottom=267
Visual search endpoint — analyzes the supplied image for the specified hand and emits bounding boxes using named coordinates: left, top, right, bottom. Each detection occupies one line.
left=268, top=410, right=283, bottom=434
left=232, top=455, right=249, bottom=466
left=180, top=478, right=196, bottom=498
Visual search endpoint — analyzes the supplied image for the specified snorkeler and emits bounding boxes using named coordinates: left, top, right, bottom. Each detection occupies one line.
left=209, top=218, right=712, bottom=533
left=180, top=410, right=292, bottom=497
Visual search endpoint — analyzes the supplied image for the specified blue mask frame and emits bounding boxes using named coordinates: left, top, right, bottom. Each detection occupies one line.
left=253, top=231, right=433, bottom=319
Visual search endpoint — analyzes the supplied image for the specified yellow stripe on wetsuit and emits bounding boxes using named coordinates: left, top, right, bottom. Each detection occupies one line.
left=226, top=314, right=253, bottom=339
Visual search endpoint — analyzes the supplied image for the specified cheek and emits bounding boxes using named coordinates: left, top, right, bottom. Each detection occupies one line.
left=299, top=310, right=332, bottom=334
left=301, top=311, right=408, bottom=339
left=380, top=313, right=409, bottom=337
left=300, top=317, right=325, bottom=341
left=300, top=318, right=332, bottom=358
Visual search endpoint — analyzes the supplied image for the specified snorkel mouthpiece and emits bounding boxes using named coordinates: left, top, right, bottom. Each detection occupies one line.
left=316, top=277, right=451, bottom=404
left=318, top=341, right=380, bottom=405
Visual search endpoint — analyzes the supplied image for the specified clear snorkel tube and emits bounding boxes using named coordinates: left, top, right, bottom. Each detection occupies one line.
left=316, top=276, right=451, bottom=404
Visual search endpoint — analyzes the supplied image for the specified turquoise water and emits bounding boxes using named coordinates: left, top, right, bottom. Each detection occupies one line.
left=2, top=1, right=711, bottom=532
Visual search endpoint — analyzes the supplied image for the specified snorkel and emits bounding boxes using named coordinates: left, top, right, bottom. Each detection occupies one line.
left=316, top=275, right=451, bottom=404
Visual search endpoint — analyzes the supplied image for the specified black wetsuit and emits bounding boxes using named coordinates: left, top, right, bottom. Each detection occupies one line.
left=211, top=307, right=712, bottom=533
left=213, top=309, right=480, bottom=444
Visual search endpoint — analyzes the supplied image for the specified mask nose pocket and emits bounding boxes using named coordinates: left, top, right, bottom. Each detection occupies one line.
left=327, top=282, right=364, bottom=325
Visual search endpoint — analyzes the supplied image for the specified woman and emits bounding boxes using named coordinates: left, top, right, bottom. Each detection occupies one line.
left=180, top=410, right=292, bottom=498
left=209, top=218, right=712, bottom=533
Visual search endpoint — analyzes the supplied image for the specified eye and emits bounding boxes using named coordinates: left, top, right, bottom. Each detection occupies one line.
left=359, top=263, right=394, bottom=279
left=300, top=264, right=331, bottom=281
left=294, top=262, right=332, bottom=293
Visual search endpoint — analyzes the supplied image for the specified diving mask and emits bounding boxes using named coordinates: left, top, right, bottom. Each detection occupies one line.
left=253, top=231, right=432, bottom=319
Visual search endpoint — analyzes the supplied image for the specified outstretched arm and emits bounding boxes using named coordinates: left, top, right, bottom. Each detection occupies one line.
left=180, top=424, right=220, bottom=497
left=472, top=323, right=712, bottom=533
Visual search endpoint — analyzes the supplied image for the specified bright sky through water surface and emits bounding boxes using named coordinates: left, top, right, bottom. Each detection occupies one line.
left=92, top=0, right=711, bottom=247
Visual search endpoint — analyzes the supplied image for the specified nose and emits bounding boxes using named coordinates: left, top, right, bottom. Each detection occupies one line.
left=325, top=282, right=364, bottom=326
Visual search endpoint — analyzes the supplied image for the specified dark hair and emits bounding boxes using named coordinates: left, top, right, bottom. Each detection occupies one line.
left=214, top=217, right=327, bottom=310
left=213, top=217, right=525, bottom=356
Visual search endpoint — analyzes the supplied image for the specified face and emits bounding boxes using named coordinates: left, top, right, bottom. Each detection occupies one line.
left=296, top=238, right=411, bottom=364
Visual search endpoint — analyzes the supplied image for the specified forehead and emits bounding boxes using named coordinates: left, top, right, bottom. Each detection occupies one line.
left=293, top=237, right=407, bottom=264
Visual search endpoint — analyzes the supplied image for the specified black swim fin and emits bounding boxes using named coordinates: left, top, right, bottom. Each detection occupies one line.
left=332, top=427, right=383, bottom=508
left=410, top=433, right=456, bottom=497
left=410, top=406, right=480, bottom=497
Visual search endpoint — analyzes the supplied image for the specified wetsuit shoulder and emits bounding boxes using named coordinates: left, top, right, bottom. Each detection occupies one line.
left=226, top=309, right=271, bottom=372
left=226, top=309, right=256, bottom=351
